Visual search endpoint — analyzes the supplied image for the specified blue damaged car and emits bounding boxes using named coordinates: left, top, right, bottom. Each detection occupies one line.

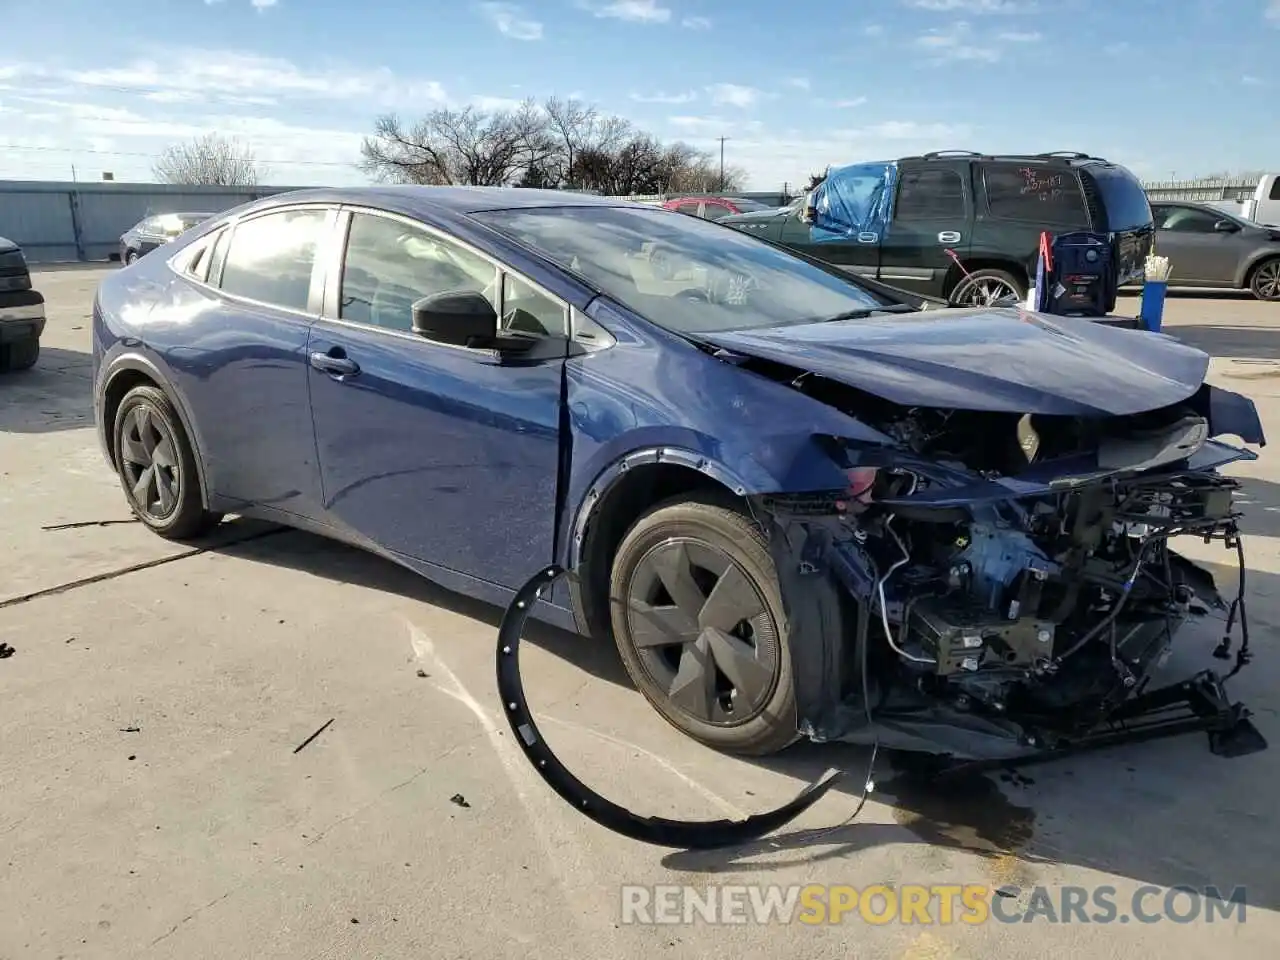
left=90, top=187, right=1267, bottom=763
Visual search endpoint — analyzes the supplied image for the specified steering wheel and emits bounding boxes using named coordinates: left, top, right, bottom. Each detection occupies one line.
left=674, top=287, right=711, bottom=303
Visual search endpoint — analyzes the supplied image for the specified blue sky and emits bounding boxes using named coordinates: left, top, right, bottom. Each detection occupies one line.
left=0, top=0, right=1277, bottom=189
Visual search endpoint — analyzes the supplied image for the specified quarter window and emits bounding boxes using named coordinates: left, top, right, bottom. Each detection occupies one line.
left=676, top=202, right=702, bottom=217
left=982, top=163, right=1089, bottom=225
left=218, top=209, right=327, bottom=311
left=703, top=204, right=732, bottom=220
left=340, top=212, right=499, bottom=333
left=501, top=274, right=568, bottom=337
left=894, top=168, right=966, bottom=220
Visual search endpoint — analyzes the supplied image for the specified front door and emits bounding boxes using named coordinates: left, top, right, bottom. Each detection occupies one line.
left=878, top=164, right=971, bottom=297
left=1153, top=204, right=1249, bottom=285
left=307, top=208, right=567, bottom=589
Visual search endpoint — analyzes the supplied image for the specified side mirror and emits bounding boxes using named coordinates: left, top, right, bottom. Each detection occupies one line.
left=1214, top=219, right=1240, bottom=233
left=411, top=290, right=499, bottom=348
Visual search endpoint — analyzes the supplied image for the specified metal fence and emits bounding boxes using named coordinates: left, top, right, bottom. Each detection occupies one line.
left=0, top=181, right=308, bottom=264
left=1140, top=176, right=1262, bottom=203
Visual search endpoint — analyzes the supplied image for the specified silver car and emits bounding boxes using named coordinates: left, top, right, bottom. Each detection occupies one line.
left=1150, top=201, right=1280, bottom=301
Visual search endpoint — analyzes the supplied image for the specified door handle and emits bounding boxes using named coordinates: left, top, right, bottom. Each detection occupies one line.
left=309, top=350, right=360, bottom=378
left=938, top=231, right=962, bottom=243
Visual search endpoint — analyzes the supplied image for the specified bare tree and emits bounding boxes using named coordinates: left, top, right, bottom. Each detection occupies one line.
left=153, top=133, right=261, bottom=186
left=362, top=96, right=749, bottom=196
left=361, top=101, right=555, bottom=187
left=805, top=170, right=828, bottom=191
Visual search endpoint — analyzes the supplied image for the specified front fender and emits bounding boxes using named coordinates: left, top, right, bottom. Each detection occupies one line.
left=1237, top=249, right=1280, bottom=289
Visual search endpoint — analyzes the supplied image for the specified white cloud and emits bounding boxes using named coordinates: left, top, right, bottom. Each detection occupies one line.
left=903, top=0, right=1035, bottom=12
left=1268, top=0, right=1280, bottom=23
left=997, top=30, right=1040, bottom=41
left=863, top=24, right=886, bottom=36
left=915, top=21, right=1001, bottom=62
left=1242, top=74, right=1266, bottom=86
left=470, top=94, right=525, bottom=111
left=586, top=0, right=671, bottom=23
left=681, top=15, right=711, bottom=28
left=668, top=115, right=764, bottom=137
left=1103, top=41, right=1131, bottom=55
left=785, top=77, right=811, bottom=90
left=706, top=83, right=760, bottom=108
left=832, top=97, right=868, bottom=108
left=630, top=90, right=697, bottom=103
left=5, top=51, right=449, bottom=109
left=478, top=2, right=543, bottom=40
left=251, top=0, right=278, bottom=8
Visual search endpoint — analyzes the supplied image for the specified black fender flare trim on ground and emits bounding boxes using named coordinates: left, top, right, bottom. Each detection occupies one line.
left=495, top=563, right=842, bottom=850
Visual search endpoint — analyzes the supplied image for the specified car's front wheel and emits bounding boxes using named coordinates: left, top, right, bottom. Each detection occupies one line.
left=1249, top=257, right=1280, bottom=302
left=112, top=384, right=221, bottom=540
left=608, top=496, right=799, bottom=756
left=124, top=249, right=139, bottom=265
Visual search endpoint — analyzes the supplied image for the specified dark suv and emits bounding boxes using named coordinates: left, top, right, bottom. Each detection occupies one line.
left=0, top=236, right=44, bottom=373
left=721, top=151, right=1155, bottom=308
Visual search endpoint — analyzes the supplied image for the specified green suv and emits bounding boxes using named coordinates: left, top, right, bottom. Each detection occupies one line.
left=721, top=151, right=1155, bottom=309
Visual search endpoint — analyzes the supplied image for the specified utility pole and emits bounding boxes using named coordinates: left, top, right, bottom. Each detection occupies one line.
left=717, top=137, right=729, bottom=191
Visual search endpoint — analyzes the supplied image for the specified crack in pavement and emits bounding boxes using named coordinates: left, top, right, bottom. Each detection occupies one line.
left=0, top=525, right=291, bottom=610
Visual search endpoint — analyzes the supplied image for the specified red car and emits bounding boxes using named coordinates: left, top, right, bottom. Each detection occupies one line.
left=661, top=196, right=774, bottom=220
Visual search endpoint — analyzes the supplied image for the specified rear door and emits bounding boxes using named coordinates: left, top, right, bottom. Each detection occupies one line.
left=877, top=162, right=970, bottom=297
left=306, top=207, right=568, bottom=588
left=1152, top=204, right=1246, bottom=285
left=972, top=160, right=1092, bottom=283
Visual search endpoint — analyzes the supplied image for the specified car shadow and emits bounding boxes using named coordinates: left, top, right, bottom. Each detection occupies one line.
left=211, top=523, right=633, bottom=689
left=208, top=516, right=1280, bottom=912
left=0, top=346, right=95, bottom=434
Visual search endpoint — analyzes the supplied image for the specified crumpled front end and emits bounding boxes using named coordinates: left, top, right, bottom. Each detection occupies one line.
left=760, top=381, right=1267, bottom=762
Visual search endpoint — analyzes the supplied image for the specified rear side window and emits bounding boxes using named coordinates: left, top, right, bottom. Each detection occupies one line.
left=703, top=204, right=732, bottom=220
left=676, top=202, right=701, bottom=216
left=981, top=163, right=1089, bottom=225
left=1269, top=178, right=1280, bottom=201
left=1083, top=164, right=1153, bottom=231
left=218, top=209, right=327, bottom=311
left=894, top=168, right=966, bottom=220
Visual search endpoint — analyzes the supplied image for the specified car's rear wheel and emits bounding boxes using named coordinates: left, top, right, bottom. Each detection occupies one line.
left=950, top=268, right=1025, bottom=307
left=112, top=384, right=221, bottom=540
left=0, top=335, right=39, bottom=373
left=1249, top=257, right=1280, bottom=302
left=608, top=496, right=799, bottom=756
left=124, top=249, right=139, bottom=265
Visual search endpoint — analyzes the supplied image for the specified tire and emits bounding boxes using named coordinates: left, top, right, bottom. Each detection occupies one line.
left=0, top=335, right=39, bottom=373
left=112, top=384, right=221, bottom=540
left=124, top=249, right=139, bottom=265
left=949, top=267, right=1026, bottom=307
left=1248, top=257, right=1280, bottom=302
left=608, top=495, right=799, bottom=756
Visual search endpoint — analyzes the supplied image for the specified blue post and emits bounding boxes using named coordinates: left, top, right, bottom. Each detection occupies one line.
left=1139, top=280, right=1168, bottom=333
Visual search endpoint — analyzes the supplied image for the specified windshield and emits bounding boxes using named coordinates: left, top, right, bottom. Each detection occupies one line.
left=472, top=205, right=894, bottom=334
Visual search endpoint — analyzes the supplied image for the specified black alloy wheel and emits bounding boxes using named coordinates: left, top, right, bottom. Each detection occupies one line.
left=119, top=402, right=182, bottom=520
left=125, top=249, right=139, bottom=265
left=609, top=498, right=799, bottom=756
left=112, top=384, right=221, bottom=539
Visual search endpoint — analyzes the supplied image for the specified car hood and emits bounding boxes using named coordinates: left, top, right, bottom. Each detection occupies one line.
left=701, top=307, right=1212, bottom=416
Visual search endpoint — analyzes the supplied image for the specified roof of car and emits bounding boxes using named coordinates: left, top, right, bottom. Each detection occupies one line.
left=258, top=185, right=632, bottom=215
